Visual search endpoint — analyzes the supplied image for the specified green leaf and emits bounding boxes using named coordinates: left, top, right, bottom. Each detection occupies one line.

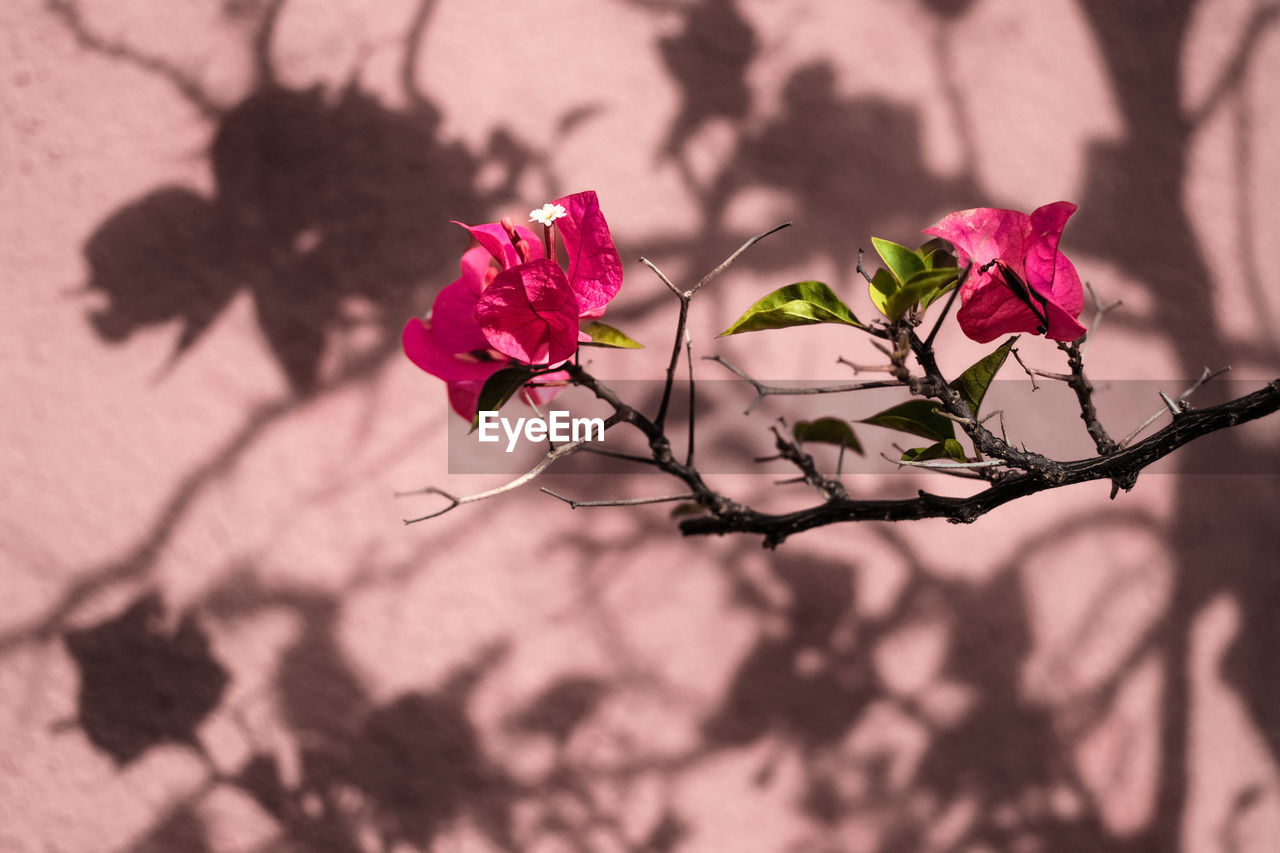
left=918, top=238, right=956, bottom=270
left=900, top=439, right=967, bottom=463
left=580, top=321, right=643, bottom=348
left=871, top=237, right=925, bottom=284
left=918, top=275, right=960, bottom=310
left=859, top=399, right=955, bottom=443
left=869, top=267, right=897, bottom=318
left=718, top=281, right=865, bottom=336
left=793, top=417, right=864, bottom=455
left=470, top=366, right=536, bottom=432
left=885, top=268, right=960, bottom=320
left=950, top=336, right=1017, bottom=418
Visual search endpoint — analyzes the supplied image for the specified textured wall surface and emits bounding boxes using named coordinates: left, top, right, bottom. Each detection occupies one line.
left=2, top=1, right=1279, bottom=850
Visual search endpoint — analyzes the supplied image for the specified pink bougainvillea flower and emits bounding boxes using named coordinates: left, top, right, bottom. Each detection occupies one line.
left=404, top=191, right=621, bottom=419
left=402, top=247, right=564, bottom=420
left=454, top=190, right=623, bottom=364
left=923, top=202, right=1086, bottom=343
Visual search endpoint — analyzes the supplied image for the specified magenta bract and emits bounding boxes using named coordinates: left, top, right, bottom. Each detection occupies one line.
left=405, top=191, right=622, bottom=419
left=923, top=202, right=1086, bottom=343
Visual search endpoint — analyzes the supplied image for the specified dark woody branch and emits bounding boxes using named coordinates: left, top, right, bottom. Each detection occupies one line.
left=678, top=380, right=1280, bottom=546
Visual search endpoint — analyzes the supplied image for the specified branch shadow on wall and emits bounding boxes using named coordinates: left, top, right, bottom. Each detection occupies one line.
left=35, top=0, right=1280, bottom=850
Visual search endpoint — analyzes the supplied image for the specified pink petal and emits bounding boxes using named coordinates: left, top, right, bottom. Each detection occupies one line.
left=522, top=369, right=570, bottom=408
left=429, top=248, right=491, bottom=354
left=402, top=317, right=504, bottom=383
left=475, top=259, right=581, bottom=364
left=924, top=207, right=1029, bottom=272
left=1018, top=201, right=1080, bottom=307
left=955, top=275, right=1048, bottom=343
left=452, top=221, right=545, bottom=269
left=446, top=379, right=489, bottom=421
left=1041, top=298, right=1087, bottom=342
left=1047, top=251, right=1084, bottom=319
left=554, top=190, right=623, bottom=314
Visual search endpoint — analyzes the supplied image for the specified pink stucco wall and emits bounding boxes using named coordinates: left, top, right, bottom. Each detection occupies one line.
left=2, top=1, right=1279, bottom=850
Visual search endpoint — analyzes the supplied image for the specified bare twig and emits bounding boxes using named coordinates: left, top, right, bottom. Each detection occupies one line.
left=1011, top=347, right=1043, bottom=391
left=540, top=489, right=698, bottom=509
left=897, top=458, right=1004, bottom=470
left=768, top=425, right=846, bottom=500
left=923, top=265, right=969, bottom=351
left=1079, top=282, right=1123, bottom=358
left=856, top=249, right=872, bottom=283
left=877, top=452, right=989, bottom=480
left=402, top=438, right=592, bottom=522
left=684, top=328, right=696, bottom=465
left=1058, top=339, right=1118, bottom=455
left=690, top=222, right=792, bottom=297
left=705, top=355, right=907, bottom=414
left=1013, top=349, right=1072, bottom=383
left=638, top=257, right=681, bottom=297
left=1119, top=367, right=1231, bottom=447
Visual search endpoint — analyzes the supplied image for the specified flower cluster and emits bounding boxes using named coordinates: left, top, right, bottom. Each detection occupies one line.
left=403, top=190, right=623, bottom=419
left=924, top=201, right=1085, bottom=343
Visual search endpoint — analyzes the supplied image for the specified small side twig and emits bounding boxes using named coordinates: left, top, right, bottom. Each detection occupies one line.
left=1058, top=339, right=1117, bottom=455
left=1119, top=366, right=1231, bottom=447
left=402, top=438, right=592, bottom=522
left=923, top=265, right=969, bottom=351
left=651, top=224, right=791, bottom=433
left=768, top=424, right=847, bottom=500
left=1079, top=282, right=1122, bottom=359
left=691, top=222, right=792, bottom=297
left=540, top=489, right=698, bottom=509
left=706, top=354, right=907, bottom=414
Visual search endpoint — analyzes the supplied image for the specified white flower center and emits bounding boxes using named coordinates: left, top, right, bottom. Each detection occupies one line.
left=529, top=203, right=567, bottom=226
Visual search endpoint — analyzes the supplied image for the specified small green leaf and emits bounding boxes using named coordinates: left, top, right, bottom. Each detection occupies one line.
left=793, top=418, right=864, bottom=455
left=918, top=275, right=960, bottom=310
left=580, top=321, right=643, bottom=348
left=871, top=237, right=925, bottom=284
left=859, top=399, right=955, bottom=443
left=719, top=281, right=865, bottom=336
left=950, top=336, right=1017, bottom=418
left=885, top=268, right=960, bottom=320
left=470, top=366, right=536, bottom=432
left=900, top=439, right=967, bottom=463
left=869, top=268, right=897, bottom=318
left=918, top=238, right=956, bottom=271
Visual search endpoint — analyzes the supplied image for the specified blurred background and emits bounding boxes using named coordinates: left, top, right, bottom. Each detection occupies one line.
left=2, top=0, right=1279, bottom=850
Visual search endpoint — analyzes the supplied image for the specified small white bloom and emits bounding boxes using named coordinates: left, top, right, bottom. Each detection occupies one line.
left=529, top=203, right=568, bottom=226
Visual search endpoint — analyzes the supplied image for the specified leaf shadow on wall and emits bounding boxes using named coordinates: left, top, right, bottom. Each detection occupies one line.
left=30, top=0, right=1280, bottom=850
left=64, top=0, right=529, bottom=396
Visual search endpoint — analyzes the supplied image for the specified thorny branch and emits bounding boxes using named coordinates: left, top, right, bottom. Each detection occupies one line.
left=403, top=233, right=1280, bottom=548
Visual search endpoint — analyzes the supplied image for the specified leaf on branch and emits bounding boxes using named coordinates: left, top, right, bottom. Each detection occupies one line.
left=871, top=237, right=925, bottom=283
left=470, top=366, right=537, bottom=432
left=869, top=268, right=897, bottom=318
left=580, top=321, right=643, bottom=348
left=918, top=237, right=957, bottom=271
left=950, top=336, right=1017, bottom=418
left=859, top=399, right=955, bottom=443
left=886, top=268, right=960, bottom=321
left=918, top=271, right=960, bottom=310
left=793, top=417, right=864, bottom=455
left=866, top=237, right=959, bottom=320
left=718, top=281, right=865, bottom=336
left=900, top=439, right=967, bottom=463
